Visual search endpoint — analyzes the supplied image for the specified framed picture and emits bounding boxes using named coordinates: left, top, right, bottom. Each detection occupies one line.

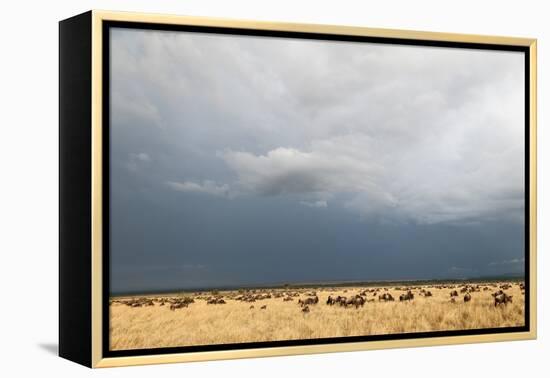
left=59, top=10, right=537, bottom=368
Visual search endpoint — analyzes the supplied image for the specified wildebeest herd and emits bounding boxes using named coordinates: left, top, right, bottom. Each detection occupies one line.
left=111, top=281, right=523, bottom=313
left=109, top=280, right=525, bottom=350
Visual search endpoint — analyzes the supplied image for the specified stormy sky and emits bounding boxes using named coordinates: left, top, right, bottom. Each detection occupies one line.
left=109, top=27, right=526, bottom=294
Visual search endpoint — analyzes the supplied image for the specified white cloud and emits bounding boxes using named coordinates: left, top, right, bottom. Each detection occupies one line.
left=300, top=200, right=328, bottom=208
left=126, top=152, right=152, bottom=171
left=488, top=258, right=525, bottom=266
left=219, top=126, right=524, bottom=224
left=220, top=134, right=381, bottom=196
left=132, top=152, right=151, bottom=162
left=166, top=180, right=231, bottom=198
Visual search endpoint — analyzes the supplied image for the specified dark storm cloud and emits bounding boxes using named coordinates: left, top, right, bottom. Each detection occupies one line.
left=109, top=28, right=525, bottom=293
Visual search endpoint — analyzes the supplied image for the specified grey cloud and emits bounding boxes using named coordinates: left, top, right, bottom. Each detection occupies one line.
left=220, top=135, right=381, bottom=196
left=110, top=29, right=523, bottom=153
left=300, top=200, right=328, bottom=208
left=167, top=180, right=231, bottom=198
left=131, top=152, right=151, bottom=162
left=108, top=28, right=526, bottom=291
left=109, top=28, right=525, bottom=225
left=126, top=152, right=152, bottom=172
left=218, top=128, right=524, bottom=224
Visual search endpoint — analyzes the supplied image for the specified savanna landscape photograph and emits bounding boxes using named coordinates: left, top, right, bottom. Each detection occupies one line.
left=108, top=27, right=526, bottom=350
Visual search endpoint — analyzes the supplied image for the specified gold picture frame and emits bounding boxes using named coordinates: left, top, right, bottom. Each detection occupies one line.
left=59, top=10, right=537, bottom=368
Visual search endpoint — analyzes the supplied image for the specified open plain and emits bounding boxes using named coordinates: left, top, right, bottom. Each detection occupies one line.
left=110, top=281, right=525, bottom=350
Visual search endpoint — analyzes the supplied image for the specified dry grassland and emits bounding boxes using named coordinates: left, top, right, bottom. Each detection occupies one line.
left=110, top=281, right=525, bottom=350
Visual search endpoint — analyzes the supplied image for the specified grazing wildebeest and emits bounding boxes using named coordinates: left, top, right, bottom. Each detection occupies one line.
left=207, top=298, right=226, bottom=305
left=464, top=293, right=472, bottom=302
left=123, top=297, right=157, bottom=308
left=344, top=297, right=355, bottom=307
left=378, top=293, right=394, bottom=302
left=299, top=296, right=319, bottom=307
left=302, top=305, right=310, bottom=313
left=249, top=305, right=254, bottom=309
left=326, top=296, right=336, bottom=305
left=335, top=296, right=347, bottom=306
left=283, top=297, right=294, bottom=302
left=345, top=295, right=365, bottom=308
left=424, top=291, right=433, bottom=297
left=170, top=302, right=188, bottom=311
left=399, top=291, right=414, bottom=301
left=494, top=293, right=513, bottom=307
left=450, top=290, right=458, bottom=297
left=260, top=305, right=267, bottom=310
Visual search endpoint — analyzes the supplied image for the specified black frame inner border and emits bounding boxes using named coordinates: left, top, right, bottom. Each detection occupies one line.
left=101, top=20, right=531, bottom=358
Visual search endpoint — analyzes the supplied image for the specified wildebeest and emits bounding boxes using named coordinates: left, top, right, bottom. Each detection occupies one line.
left=326, top=295, right=336, bottom=305
left=249, top=305, right=254, bottom=309
left=464, top=293, right=472, bottom=302
left=399, top=291, right=414, bottom=301
left=122, top=297, right=156, bottom=308
left=207, top=298, right=226, bottom=305
left=450, top=298, right=456, bottom=303
left=260, top=305, right=267, bottom=310
left=345, top=295, right=366, bottom=309
left=334, top=296, right=347, bottom=306
left=494, top=293, right=513, bottom=307
left=450, top=290, right=458, bottom=297
left=302, top=305, right=310, bottom=313
left=378, top=293, right=394, bottom=302
left=170, top=302, right=188, bottom=311
left=299, top=296, right=319, bottom=307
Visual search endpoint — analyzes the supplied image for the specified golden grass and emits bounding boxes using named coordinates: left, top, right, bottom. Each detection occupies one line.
left=109, top=282, right=524, bottom=350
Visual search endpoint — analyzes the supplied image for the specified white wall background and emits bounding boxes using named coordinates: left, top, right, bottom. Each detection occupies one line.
left=0, top=0, right=546, bottom=376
